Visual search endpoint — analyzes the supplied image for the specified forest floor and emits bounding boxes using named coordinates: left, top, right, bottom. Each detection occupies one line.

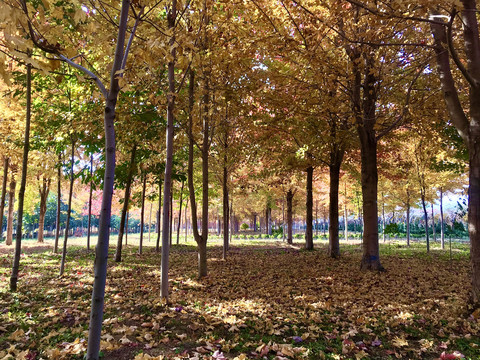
left=0, top=236, right=479, bottom=360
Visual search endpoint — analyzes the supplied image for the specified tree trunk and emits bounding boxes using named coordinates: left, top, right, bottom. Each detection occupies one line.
left=440, top=187, right=445, bottom=249
left=139, top=172, right=146, bottom=254
left=0, top=157, right=9, bottom=242
left=431, top=203, right=436, bottom=242
left=54, top=154, right=61, bottom=253
left=160, top=0, right=177, bottom=300
left=344, top=182, right=348, bottom=242
left=253, top=214, right=258, bottom=232
left=315, top=199, right=318, bottom=236
left=176, top=180, right=184, bottom=245
left=60, top=140, right=75, bottom=276
left=149, top=201, right=152, bottom=242
left=430, top=5, right=480, bottom=307
left=282, top=197, right=286, bottom=242
left=86, top=1, right=131, bottom=355
left=10, top=62, right=32, bottom=291
left=198, top=72, right=210, bottom=278
left=169, top=189, right=173, bottom=246
left=126, top=211, right=129, bottom=244
left=286, top=190, right=293, bottom=244
left=87, top=154, right=93, bottom=251
left=382, top=192, right=385, bottom=243
left=358, top=130, right=382, bottom=271
left=421, top=192, right=429, bottom=253
left=468, top=135, right=480, bottom=305
left=6, top=177, right=16, bottom=246
left=115, top=144, right=137, bottom=262
left=37, top=177, right=51, bottom=243
left=305, top=165, right=314, bottom=250
left=406, top=192, right=411, bottom=247
left=185, top=196, right=189, bottom=242
left=156, top=181, right=162, bottom=252
left=328, top=162, right=341, bottom=258
left=222, top=162, right=229, bottom=259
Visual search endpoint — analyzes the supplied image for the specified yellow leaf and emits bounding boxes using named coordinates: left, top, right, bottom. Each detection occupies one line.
left=392, top=337, right=408, bottom=347
left=8, top=328, right=24, bottom=341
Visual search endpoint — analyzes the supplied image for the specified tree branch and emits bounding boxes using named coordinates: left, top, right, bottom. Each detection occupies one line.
left=445, top=9, right=478, bottom=88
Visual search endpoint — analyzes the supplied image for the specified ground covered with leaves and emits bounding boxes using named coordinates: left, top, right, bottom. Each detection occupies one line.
left=0, top=238, right=479, bottom=360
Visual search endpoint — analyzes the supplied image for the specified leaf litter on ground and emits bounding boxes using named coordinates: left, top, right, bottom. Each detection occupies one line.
left=0, top=240, right=479, bottom=359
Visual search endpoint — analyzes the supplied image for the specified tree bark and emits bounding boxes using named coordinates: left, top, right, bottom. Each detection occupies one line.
left=344, top=182, right=348, bottom=242
left=139, top=172, right=146, bottom=254
left=328, top=162, right=341, bottom=258
left=149, top=201, right=152, bottom=242
left=169, top=189, right=173, bottom=246
left=115, top=144, right=137, bottom=262
left=10, top=62, right=32, bottom=291
left=286, top=189, right=293, bottom=244
left=406, top=191, right=411, bottom=247
left=87, top=154, right=93, bottom=251
left=421, top=192, right=429, bottom=253
left=86, top=1, right=131, bottom=356
left=381, top=192, right=385, bottom=243
left=60, top=140, right=75, bottom=276
left=6, top=177, right=16, bottom=246
left=176, top=179, right=184, bottom=245
left=160, top=0, right=177, bottom=299
left=440, top=187, right=445, bottom=249
left=156, top=181, right=162, bottom=252
left=354, top=52, right=383, bottom=271
left=54, top=154, right=61, bottom=253
left=305, top=165, right=314, bottom=250
left=37, top=177, right=51, bottom=243
left=223, top=161, right=229, bottom=259
left=431, top=203, right=436, bottom=242
left=0, top=157, right=9, bottom=242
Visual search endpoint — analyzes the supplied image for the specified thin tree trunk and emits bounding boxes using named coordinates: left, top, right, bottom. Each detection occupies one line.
left=169, top=189, right=173, bottom=246
left=421, top=192, right=430, bottom=253
left=440, top=187, right=445, bottom=249
left=125, top=211, right=129, bottom=245
left=176, top=180, right=184, bottom=245
left=37, top=177, right=51, bottom=243
left=156, top=182, right=162, bottom=252
left=160, top=0, right=177, bottom=299
left=344, top=182, right=348, bottom=242
left=431, top=203, right=436, bottom=242
left=54, top=154, right=61, bottom=253
left=10, top=62, right=32, bottom=291
left=406, top=190, right=411, bottom=247
left=229, top=199, right=233, bottom=241
left=86, top=1, right=132, bottom=356
left=305, top=165, right=314, bottom=250
left=185, top=196, right=189, bottom=242
left=59, top=140, right=75, bottom=276
left=315, top=199, right=318, bottom=236
left=382, top=192, right=385, bottom=243
left=253, top=214, right=258, bottom=232
left=149, top=201, right=152, bottom=242
left=6, top=177, right=16, bottom=246
left=328, top=163, right=341, bottom=258
left=0, top=157, right=9, bottom=242
left=87, top=154, right=93, bottom=251
left=223, top=163, right=229, bottom=258
left=139, top=172, right=146, bottom=254
left=282, top=196, right=285, bottom=242
left=115, top=144, right=137, bottom=262
left=286, top=190, right=293, bottom=244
